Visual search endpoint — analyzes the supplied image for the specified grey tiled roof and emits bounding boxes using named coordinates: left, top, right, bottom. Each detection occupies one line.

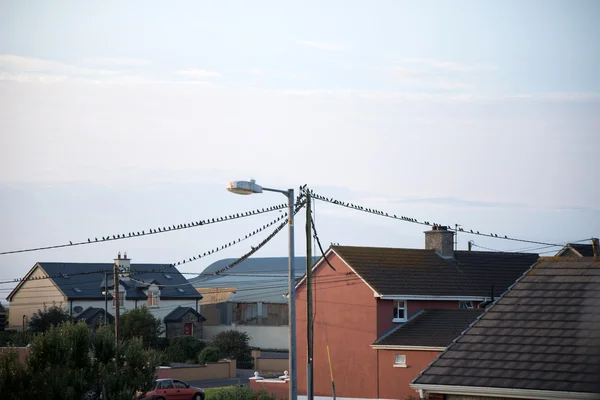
left=332, top=246, right=538, bottom=298
left=562, top=243, right=595, bottom=257
left=374, top=309, right=483, bottom=348
left=75, top=306, right=114, bottom=323
left=8, top=263, right=201, bottom=301
left=164, top=306, right=206, bottom=322
left=412, top=258, right=600, bottom=395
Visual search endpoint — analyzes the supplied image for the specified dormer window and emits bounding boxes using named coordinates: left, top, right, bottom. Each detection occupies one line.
left=147, top=288, right=160, bottom=307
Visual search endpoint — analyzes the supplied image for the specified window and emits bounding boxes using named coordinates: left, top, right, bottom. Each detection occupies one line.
left=177, top=288, right=185, bottom=293
left=460, top=301, right=474, bottom=309
left=393, top=301, right=407, bottom=322
left=394, top=354, right=407, bottom=367
left=157, top=380, right=174, bottom=389
left=164, top=274, right=172, bottom=280
left=112, top=292, right=124, bottom=307
left=73, top=306, right=83, bottom=314
left=73, top=288, right=82, bottom=293
left=147, top=291, right=160, bottom=307
left=173, top=380, right=187, bottom=389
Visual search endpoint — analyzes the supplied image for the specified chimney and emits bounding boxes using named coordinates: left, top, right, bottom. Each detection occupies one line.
left=592, top=238, right=599, bottom=260
left=425, top=226, right=454, bottom=258
left=114, top=252, right=131, bottom=277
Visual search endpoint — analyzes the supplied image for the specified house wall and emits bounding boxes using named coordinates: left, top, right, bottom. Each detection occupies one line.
left=296, top=251, right=379, bottom=398
left=203, top=324, right=288, bottom=349
left=377, top=349, right=441, bottom=400
left=8, top=266, right=66, bottom=329
left=376, top=299, right=459, bottom=337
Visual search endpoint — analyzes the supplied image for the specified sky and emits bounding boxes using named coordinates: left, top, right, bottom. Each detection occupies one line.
left=0, top=0, right=599, bottom=300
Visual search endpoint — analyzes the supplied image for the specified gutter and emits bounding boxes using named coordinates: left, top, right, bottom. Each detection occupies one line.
left=409, top=384, right=600, bottom=400
left=371, top=345, right=446, bottom=351
left=378, top=295, right=486, bottom=301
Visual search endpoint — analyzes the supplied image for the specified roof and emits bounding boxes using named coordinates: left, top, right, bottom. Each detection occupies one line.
left=412, top=257, right=600, bottom=396
left=373, top=309, right=483, bottom=348
left=164, top=306, right=206, bottom=322
left=75, top=306, right=114, bottom=323
left=195, top=256, right=318, bottom=277
left=330, top=246, right=538, bottom=298
left=191, top=257, right=316, bottom=304
left=7, top=263, right=202, bottom=301
left=557, top=243, right=595, bottom=257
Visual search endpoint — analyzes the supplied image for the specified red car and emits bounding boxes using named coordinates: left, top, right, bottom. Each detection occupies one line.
left=137, top=379, right=205, bottom=400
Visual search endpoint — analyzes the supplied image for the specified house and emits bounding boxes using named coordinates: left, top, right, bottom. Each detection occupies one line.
left=190, top=256, right=316, bottom=349
left=294, top=226, right=540, bottom=399
left=0, top=304, right=6, bottom=331
left=6, top=253, right=204, bottom=338
left=371, top=309, right=483, bottom=400
left=411, top=257, right=600, bottom=400
left=555, top=238, right=598, bottom=258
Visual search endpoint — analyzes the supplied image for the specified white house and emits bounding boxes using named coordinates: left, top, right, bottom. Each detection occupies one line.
left=7, top=253, right=205, bottom=338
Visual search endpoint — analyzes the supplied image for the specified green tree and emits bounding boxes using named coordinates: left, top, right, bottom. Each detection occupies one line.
left=167, top=335, right=206, bottom=363
left=198, top=346, right=221, bottom=364
left=212, top=330, right=253, bottom=368
left=29, top=304, right=72, bottom=333
left=0, top=349, right=28, bottom=400
left=120, top=306, right=163, bottom=347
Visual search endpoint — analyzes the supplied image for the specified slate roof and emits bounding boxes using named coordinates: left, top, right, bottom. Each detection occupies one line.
left=7, top=263, right=202, bottom=301
left=191, top=257, right=315, bottom=304
left=75, top=307, right=114, bottom=323
left=164, top=306, right=206, bottom=322
left=331, top=246, right=538, bottom=298
left=373, top=309, right=483, bottom=348
left=412, top=258, right=600, bottom=396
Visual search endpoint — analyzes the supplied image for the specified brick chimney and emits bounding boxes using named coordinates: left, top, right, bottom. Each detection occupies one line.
left=425, top=226, right=454, bottom=259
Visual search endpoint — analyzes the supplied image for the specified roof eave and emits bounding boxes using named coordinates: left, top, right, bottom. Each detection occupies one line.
left=371, top=345, right=446, bottom=351
left=409, top=384, right=600, bottom=400
left=378, top=295, right=487, bottom=301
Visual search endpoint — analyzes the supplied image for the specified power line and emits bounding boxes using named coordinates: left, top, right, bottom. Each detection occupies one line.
left=308, top=190, right=563, bottom=247
left=0, top=203, right=287, bottom=256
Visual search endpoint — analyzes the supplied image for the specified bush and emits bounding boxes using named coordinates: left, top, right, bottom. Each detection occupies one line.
left=120, top=307, right=163, bottom=347
left=198, top=346, right=221, bottom=364
left=206, top=385, right=278, bottom=400
left=0, top=331, right=33, bottom=347
left=166, top=336, right=206, bottom=363
left=212, top=330, right=253, bottom=368
left=29, top=305, right=72, bottom=333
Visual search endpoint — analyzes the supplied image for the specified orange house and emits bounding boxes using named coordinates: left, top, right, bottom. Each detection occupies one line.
left=294, top=227, right=538, bottom=400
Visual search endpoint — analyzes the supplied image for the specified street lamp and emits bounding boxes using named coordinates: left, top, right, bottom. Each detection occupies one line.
left=227, top=179, right=297, bottom=400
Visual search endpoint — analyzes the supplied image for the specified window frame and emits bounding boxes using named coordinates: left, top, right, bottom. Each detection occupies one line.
left=394, top=354, right=407, bottom=368
left=392, top=300, right=407, bottom=322
left=460, top=301, right=474, bottom=309
left=147, top=290, right=160, bottom=308
left=112, top=292, right=124, bottom=308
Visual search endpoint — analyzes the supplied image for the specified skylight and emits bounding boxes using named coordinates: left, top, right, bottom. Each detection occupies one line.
left=177, top=288, right=185, bottom=293
left=73, top=288, right=82, bottom=293
left=164, top=274, right=172, bottom=280
left=63, top=274, right=70, bottom=279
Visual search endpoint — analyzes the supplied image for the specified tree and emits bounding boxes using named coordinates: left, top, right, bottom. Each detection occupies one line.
left=29, top=304, right=72, bottom=333
left=166, top=335, right=206, bottom=363
left=2, top=322, right=164, bottom=400
left=198, top=346, right=220, bottom=364
left=120, top=306, right=163, bottom=347
left=212, top=330, right=253, bottom=368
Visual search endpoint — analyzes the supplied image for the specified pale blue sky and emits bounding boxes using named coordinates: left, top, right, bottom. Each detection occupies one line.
left=0, top=1, right=599, bottom=298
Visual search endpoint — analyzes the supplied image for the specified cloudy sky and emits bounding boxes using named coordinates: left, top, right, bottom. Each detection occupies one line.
left=1, top=0, right=599, bottom=298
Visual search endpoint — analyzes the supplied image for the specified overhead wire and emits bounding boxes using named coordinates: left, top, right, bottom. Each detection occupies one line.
left=309, top=190, right=564, bottom=247
left=0, top=203, right=287, bottom=256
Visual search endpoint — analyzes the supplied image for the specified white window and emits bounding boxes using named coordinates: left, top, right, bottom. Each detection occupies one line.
left=112, top=292, right=124, bottom=308
left=393, top=300, right=407, bottom=322
left=394, top=354, right=407, bottom=367
left=460, top=301, right=474, bottom=309
left=147, top=290, right=160, bottom=307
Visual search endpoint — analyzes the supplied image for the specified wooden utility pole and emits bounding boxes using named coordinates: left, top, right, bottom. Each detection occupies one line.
left=114, top=256, right=120, bottom=345
left=306, top=191, right=314, bottom=400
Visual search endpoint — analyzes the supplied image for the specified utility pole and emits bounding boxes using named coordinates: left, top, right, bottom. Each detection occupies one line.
left=114, top=255, right=120, bottom=345
left=306, top=191, right=314, bottom=400
left=104, top=272, right=108, bottom=326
